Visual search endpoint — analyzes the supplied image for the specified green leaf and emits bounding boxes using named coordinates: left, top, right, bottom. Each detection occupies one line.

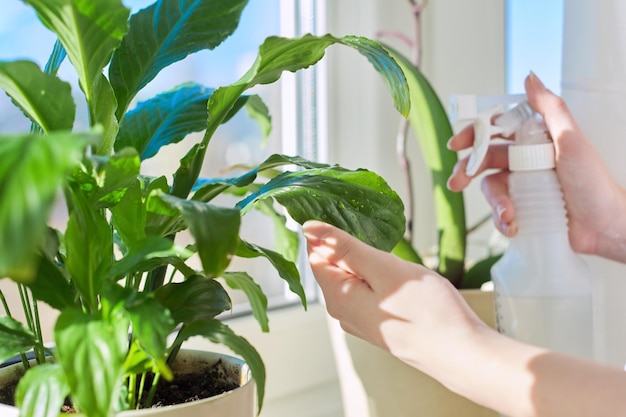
left=154, top=275, right=232, bottom=324
left=106, top=236, right=193, bottom=281
left=236, top=240, right=306, bottom=309
left=15, top=363, right=69, bottom=417
left=0, top=60, right=75, bottom=133
left=461, top=254, right=503, bottom=290
left=238, top=167, right=406, bottom=252
left=65, top=186, right=114, bottom=309
left=0, top=316, right=37, bottom=363
left=25, top=255, right=75, bottom=310
left=24, top=0, right=129, bottom=111
left=109, top=288, right=175, bottom=379
left=90, top=148, right=141, bottom=208
left=385, top=45, right=466, bottom=286
left=254, top=198, right=300, bottom=263
left=116, top=83, right=214, bottom=160
left=110, top=179, right=146, bottom=245
left=0, top=132, right=92, bottom=282
left=172, top=34, right=410, bottom=199
left=43, top=39, right=67, bottom=76
left=243, top=94, right=272, bottom=141
left=172, top=319, right=265, bottom=414
left=159, top=194, right=241, bottom=277
left=392, top=237, right=424, bottom=264
left=92, top=74, right=119, bottom=155
left=109, top=0, right=248, bottom=117
left=54, top=309, right=129, bottom=417
left=222, top=272, right=268, bottom=332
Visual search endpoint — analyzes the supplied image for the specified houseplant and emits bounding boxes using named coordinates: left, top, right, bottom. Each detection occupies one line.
left=326, top=1, right=501, bottom=416
left=0, top=0, right=411, bottom=416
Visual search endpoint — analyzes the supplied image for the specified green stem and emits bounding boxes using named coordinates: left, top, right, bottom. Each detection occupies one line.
left=145, top=373, right=161, bottom=408
left=137, top=373, right=147, bottom=409
left=18, top=284, right=35, bottom=332
left=31, top=295, right=46, bottom=364
left=0, top=289, right=11, bottom=316
left=127, top=373, right=137, bottom=410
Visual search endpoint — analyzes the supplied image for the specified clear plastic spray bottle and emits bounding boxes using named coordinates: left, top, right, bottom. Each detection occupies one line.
left=452, top=95, right=594, bottom=359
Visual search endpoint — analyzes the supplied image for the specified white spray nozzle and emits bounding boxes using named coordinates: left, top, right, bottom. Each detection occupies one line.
left=449, top=94, right=534, bottom=176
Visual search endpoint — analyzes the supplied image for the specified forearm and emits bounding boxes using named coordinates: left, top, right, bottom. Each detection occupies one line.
left=432, top=325, right=626, bottom=417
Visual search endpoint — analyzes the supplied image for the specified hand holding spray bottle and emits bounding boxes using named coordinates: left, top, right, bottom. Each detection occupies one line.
left=450, top=94, right=594, bottom=360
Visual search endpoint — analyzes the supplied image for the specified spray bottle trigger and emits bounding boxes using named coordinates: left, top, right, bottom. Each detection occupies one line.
left=465, top=106, right=505, bottom=176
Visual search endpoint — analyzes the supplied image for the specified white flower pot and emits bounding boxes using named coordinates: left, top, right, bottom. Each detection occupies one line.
left=0, top=349, right=255, bottom=417
left=328, top=289, right=499, bottom=417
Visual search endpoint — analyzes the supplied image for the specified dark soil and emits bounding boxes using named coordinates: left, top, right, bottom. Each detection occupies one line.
left=0, top=358, right=240, bottom=412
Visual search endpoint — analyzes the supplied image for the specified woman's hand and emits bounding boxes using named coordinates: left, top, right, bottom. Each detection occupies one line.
left=447, top=72, right=626, bottom=262
left=303, top=220, right=487, bottom=374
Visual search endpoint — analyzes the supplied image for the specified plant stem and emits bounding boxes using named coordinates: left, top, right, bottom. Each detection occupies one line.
left=128, top=373, right=137, bottom=409
left=0, top=289, right=11, bottom=316
left=145, top=372, right=161, bottom=408
left=137, top=373, right=147, bottom=409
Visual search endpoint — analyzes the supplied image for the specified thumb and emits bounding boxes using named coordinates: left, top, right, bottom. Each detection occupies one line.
left=525, top=72, right=584, bottom=152
left=303, top=220, right=396, bottom=292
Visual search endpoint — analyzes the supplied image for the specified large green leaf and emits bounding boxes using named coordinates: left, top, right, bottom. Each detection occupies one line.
left=172, top=319, right=265, bottom=414
left=54, top=309, right=129, bottom=417
left=0, top=60, right=75, bottom=133
left=158, top=194, right=241, bottom=277
left=25, top=255, right=75, bottom=310
left=172, top=34, right=410, bottom=198
left=154, top=275, right=232, bottom=324
left=0, top=316, right=37, bottom=363
left=90, top=148, right=141, bottom=208
left=24, top=0, right=129, bottom=111
left=385, top=46, right=466, bottom=286
left=15, top=363, right=69, bottom=417
left=64, top=186, right=114, bottom=309
left=109, top=0, right=248, bottom=118
left=222, top=272, right=268, bottom=332
left=0, top=132, right=91, bottom=282
left=236, top=240, right=306, bottom=309
left=238, top=167, right=406, bottom=252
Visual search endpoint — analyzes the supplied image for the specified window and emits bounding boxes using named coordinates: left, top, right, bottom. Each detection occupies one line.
left=0, top=0, right=323, bottom=315
left=505, top=0, right=564, bottom=94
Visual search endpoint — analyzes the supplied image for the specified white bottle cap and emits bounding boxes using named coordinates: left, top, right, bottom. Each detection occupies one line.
left=509, top=143, right=555, bottom=171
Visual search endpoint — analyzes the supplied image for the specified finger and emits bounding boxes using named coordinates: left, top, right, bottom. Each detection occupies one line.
left=525, top=72, right=583, bottom=152
left=303, top=220, right=407, bottom=292
left=447, top=144, right=510, bottom=192
left=481, top=171, right=517, bottom=237
left=447, top=123, right=475, bottom=152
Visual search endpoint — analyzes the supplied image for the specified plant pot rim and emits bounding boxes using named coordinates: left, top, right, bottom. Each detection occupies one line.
left=0, top=349, right=255, bottom=417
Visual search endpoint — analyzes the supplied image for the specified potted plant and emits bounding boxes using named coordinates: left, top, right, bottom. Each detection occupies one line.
left=326, top=1, right=502, bottom=416
left=0, top=0, right=411, bottom=416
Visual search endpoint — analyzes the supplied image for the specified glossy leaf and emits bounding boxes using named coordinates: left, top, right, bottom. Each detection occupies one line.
left=0, top=316, right=37, bottom=363
left=159, top=193, right=241, bottom=277
left=236, top=240, right=306, bottom=309
left=238, top=167, right=406, bottom=252
left=172, top=319, right=265, bottom=414
left=26, top=255, right=75, bottom=310
left=0, top=60, right=75, bottom=133
left=92, top=74, right=119, bottom=155
left=107, top=236, right=192, bottom=280
left=54, top=309, right=129, bottom=417
left=110, top=179, right=146, bottom=245
left=90, top=147, right=141, bottom=208
left=385, top=45, right=467, bottom=287
left=223, top=272, right=268, bottom=332
left=110, top=288, right=175, bottom=379
left=155, top=275, right=232, bottom=324
left=392, top=237, right=424, bottom=264
left=65, top=187, right=114, bottom=308
left=0, top=132, right=91, bottom=281
left=15, top=363, right=69, bottom=417
left=109, top=0, right=248, bottom=117
left=253, top=198, right=299, bottom=263
left=243, top=94, right=271, bottom=141
left=24, top=0, right=129, bottom=108
left=172, top=34, right=410, bottom=198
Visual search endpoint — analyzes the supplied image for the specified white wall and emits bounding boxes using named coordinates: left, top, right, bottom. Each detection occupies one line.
left=325, top=0, right=505, bottom=257
left=561, top=0, right=626, bottom=367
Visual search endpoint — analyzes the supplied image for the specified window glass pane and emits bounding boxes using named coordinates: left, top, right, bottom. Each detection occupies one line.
left=505, top=0, right=563, bottom=94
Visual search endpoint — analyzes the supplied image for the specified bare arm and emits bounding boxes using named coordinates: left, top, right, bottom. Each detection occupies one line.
left=304, top=220, right=626, bottom=417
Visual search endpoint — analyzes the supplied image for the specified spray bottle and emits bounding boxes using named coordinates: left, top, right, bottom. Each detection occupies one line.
left=451, top=94, right=594, bottom=359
